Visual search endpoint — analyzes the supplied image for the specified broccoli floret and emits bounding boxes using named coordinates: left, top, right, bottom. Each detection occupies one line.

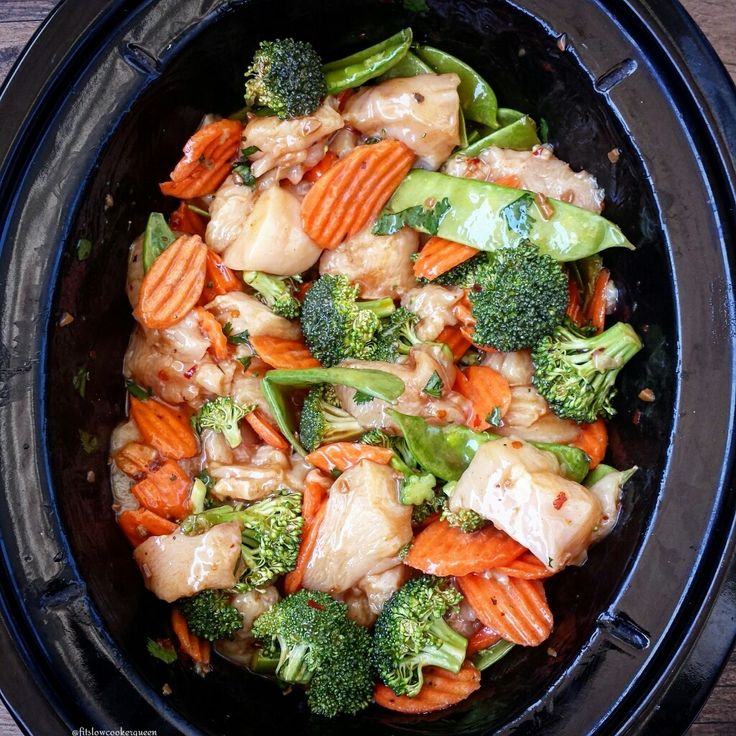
left=532, top=319, right=642, bottom=423
left=243, top=271, right=301, bottom=320
left=181, top=490, right=303, bottom=591
left=299, top=384, right=363, bottom=453
left=441, top=506, right=488, bottom=533
left=244, top=39, right=326, bottom=119
left=251, top=590, right=373, bottom=717
left=373, top=575, right=467, bottom=697
left=300, top=275, right=396, bottom=366
left=192, top=396, right=250, bottom=448
left=469, top=241, right=568, bottom=352
left=178, top=590, right=243, bottom=641
left=424, top=252, right=491, bottom=288
left=399, top=472, right=437, bottom=506
left=370, top=307, right=423, bottom=362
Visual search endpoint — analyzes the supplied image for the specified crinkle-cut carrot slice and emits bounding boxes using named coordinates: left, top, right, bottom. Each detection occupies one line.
left=587, top=268, right=610, bottom=334
left=134, top=234, right=207, bottom=329
left=117, top=508, right=177, bottom=547
left=283, top=499, right=327, bottom=595
left=131, top=459, right=192, bottom=521
left=129, top=396, right=199, bottom=459
left=249, top=335, right=320, bottom=369
left=405, top=519, right=525, bottom=577
left=201, top=248, right=241, bottom=303
left=454, top=365, right=512, bottom=431
left=169, top=201, right=207, bottom=238
left=194, top=307, right=228, bottom=362
left=466, top=626, right=502, bottom=655
left=114, top=442, right=159, bottom=479
left=493, top=551, right=555, bottom=580
left=570, top=418, right=607, bottom=470
left=458, top=573, right=553, bottom=647
left=305, top=442, right=394, bottom=474
left=413, top=237, right=478, bottom=281
left=244, top=408, right=290, bottom=450
left=436, top=325, right=471, bottom=362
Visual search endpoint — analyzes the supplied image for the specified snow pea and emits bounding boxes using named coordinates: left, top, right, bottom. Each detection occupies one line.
left=323, top=28, right=413, bottom=95
left=532, top=441, right=590, bottom=483
left=413, top=44, right=498, bottom=129
left=377, top=50, right=432, bottom=81
left=142, top=212, right=175, bottom=272
left=473, top=640, right=515, bottom=671
left=456, top=115, right=540, bottom=157
left=496, top=107, right=525, bottom=127
left=584, top=463, right=637, bottom=489
left=383, top=170, right=634, bottom=261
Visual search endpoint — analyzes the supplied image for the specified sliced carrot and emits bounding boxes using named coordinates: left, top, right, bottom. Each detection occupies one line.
left=171, top=609, right=211, bottom=665
left=248, top=335, right=320, bottom=369
left=566, top=274, right=586, bottom=327
left=305, top=442, right=394, bottom=474
left=244, top=408, right=290, bottom=450
left=169, top=201, right=207, bottom=238
left=284, top=500, right=327, bottom=595
left=453, top=291, right=475, bottom=328
left=201, top=248, right=242, bottom=304
left=413, top=237, right=478, bottom=281
left=586, top=267, right=610, bottom=334
left=458, top=574, right=553, bottom=647
left=114, top=442, right=159, bottom=479
left=467, top=626, right=502, bottom=656
left=491, top=174, right=521, bottom=188
left=437, top=325, right=471, bottom=362
left=493, top=551, right=555, bottom=580
left=131, top=459, right=192, bottom=520
left=405, top=519, right=525, bottom=577
left=129, top=396, right=199, bottom=459
left=134, top=234, right=207, bottom=329
left=304, top=151, right=338, bottom=183
left=194, top=307, right=228, bottom=362
left=296, top=280, right=314, bottom=302
left=117, top=508, right=177, bottom=546
left=301, top=470, right=331, bottom=522
left=301, top=139, right=415, bottom=248
left=570, top=418, right=607, bottom=470
left=160, top=119, right=242, bottom=199
left=454, top=365, right=512, bottom=431
left=374, top=662, right=481, bottom=713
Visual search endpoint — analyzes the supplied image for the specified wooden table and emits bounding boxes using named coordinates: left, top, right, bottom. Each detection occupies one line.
left=0, top=1, right=734, bottom=733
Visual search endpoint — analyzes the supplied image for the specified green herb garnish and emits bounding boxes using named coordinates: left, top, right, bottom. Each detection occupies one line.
left=422, top=371, right=444, bottom=398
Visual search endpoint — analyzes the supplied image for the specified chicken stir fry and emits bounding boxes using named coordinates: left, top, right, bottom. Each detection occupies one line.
left=110, top=29, right=640, bottom=719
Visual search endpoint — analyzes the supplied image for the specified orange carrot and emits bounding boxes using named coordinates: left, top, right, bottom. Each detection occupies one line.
left=454, top=365, right=512, bottom=431
left=570, top=418, right=607, bottom=469
left=304, top=151, right=338, bottom=183
left=169, top=201, right=207, bottom=238
left=301, top=139, right=415, bottom=248
left=129, top=396, right=199, bottom=459
left=244, top=408, right=290, bottom=450
left=566, top=274, right=586, bottom=327
left=458, top=574, right=553, bottom=647
left=114, top=442, right=159, bottom=479
left=405, top=519, right=525, bottom=577
left=492, top=174, right=521, bottom=188
left=194, top=307, right=228, bottom=362
left=436, top=325, right=471, bottom=362
left=249, top=335, right=320, bottom=369
left=374, top=662, right=481, bottom=713
left=171, top=609, right=211, bottom=665
left=413, top=237, right=478, bottom=281
left=305, top=442, right=394, bottom=474
left=284, top=501, right=327, bottom=595
left=586, top=268, right=610, bottom=334
left=467, top=626, right=502, bottom=655
left=493, top=551, right=555, bottom=580
left=296, top=280, right=314, bottom=302
left=160, top=119, right=242, bottom=199
left=117, top=508, right=177, bottom=546
left=301, top=470, right=331, bottom=522
left=201, top=249, right=241, bottom=303
left=453, top=291, right=475, bottom=328
left=131, top=460, right=192, bottom=520
left=134, top=234, right=207, bottom=329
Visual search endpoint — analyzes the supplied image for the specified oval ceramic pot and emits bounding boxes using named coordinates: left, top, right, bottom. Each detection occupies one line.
left=0, top=1, right=735, bottom=734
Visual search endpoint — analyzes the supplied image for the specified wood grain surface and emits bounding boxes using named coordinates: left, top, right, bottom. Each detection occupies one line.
left=0, top=1, right=734, bottom=734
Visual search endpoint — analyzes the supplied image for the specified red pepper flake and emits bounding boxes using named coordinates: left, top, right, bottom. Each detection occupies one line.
left=307, top=599, right=324, bottom=611
left=511, top=440, right=523, bottom=449
left=632, top=409, right=642, bottom=425
left=553, top=492, right=568, bottom=510
left=183, top=365, right=197, bottom=380
left=158, top=370, right=169, bottom=381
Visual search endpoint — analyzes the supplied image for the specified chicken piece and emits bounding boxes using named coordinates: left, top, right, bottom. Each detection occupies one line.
left=206, top=292, right=301, bottom=341
left=201, top=428, right=234, bottom=466
left=229, top=372, right=276, bottom=421
left=358, top=564, right=410, bottom=617
left=209, top=446, right=294, bottom=502
left=127, top=234, right=145, bottom=307
left=335, top=345, right=474, bottom=431
left=221, top=185, right=322, bottom=274
left=587, top=470, right=633, bottom=543
left=343, top=74, right=461, bottom=170
left=319, top=225, right=418, bottom=299
left=481, top=350, right=535, bottom=387
left=496, top=411, right=582, bottom=444
left=205, top=179, right=257, bottom=254
left=109, top=420, right=145, bottom=513
left=302, top=461, right=412, bottom=593
left=134, top=522, right=241, bottom=602
left=449, top=439, right=601, bottom=570
left=443, top=144, right=604, bottom=213
left=401, top=284, right=464, bottom=341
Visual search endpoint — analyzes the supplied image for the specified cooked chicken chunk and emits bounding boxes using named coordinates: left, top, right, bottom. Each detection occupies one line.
left=205, top=179, right=257, bottom=254
left=302, top=461, right=412, bottom=593
left=401, top=284, right=464, bottom=341
left=482, top=350, right=535, bottom=387
left=444, top=144, right=604, bottom=212
left=206, top=292, right=301, bottom=340
left=449, top=439, right=601, bottom=570
left=319, top=225, right=418, bottom=299
left=127, top=234, right=145, bottom=307
left=358, top=564, right=410, bottom=617
left=133, top=522, right=241, bottom=602
left=587, top=469, right=636, bottom=543
left=343, top=74, right=461, bottom=170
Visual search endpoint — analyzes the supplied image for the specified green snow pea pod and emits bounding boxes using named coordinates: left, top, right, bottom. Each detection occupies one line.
left=413, top=44, right=498, bottom=128
left=142, top=212, right=175, bottom=272
left=584, top=463, right=638, bottom=489
left=377, top=50, right=432, bottom=81
left=496, top=107, right=525, bottom=126
left=473, top=640, right=515, bottom=671
left=530, top=441, right=590, bottom=483
left=382, top=170, right=634, bottom=261
left=323, top=28, right=413, bottom=95
left=456, top=115, right=540, bottom=157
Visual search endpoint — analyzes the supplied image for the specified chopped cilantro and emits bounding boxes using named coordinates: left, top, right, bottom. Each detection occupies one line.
left=147, top=638, right=177, bottom=664
left=233, top=146, right=260, bottom=188
left=353, top=390, right=374, bottom=405
left=76, top=238, right=92, bottom=261
left=72, top=367, right=89, bottom=398
left=79, top=430, right=98, bottom=454
left=487, top=406, right=503, bottom=427
left=222, top=322, right=250, bottom=346
left=125, top=379, right=152, bottom=401
left=422, top=371, right=444, bottom=398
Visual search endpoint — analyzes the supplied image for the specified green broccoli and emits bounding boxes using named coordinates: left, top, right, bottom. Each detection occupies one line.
left=422, top=251, right=490, bottom=288
left=411, top=492, right=445, bottom=526
left=192, top=396, right=250, bottom=448
left=243, top=271, right=301, bottom=320
left=251, top=590, right=373, bottom=717
left=370, top=307, right=423, bottom=362
left=439, top=480, right=487, bottom=532
left=469, top=241, right=568, bottom=352
left=178, top=590, right=243, bottom=641
left=244, top=38, right=327, bottom=119
left=300, top=274, right=396, bottom=366
left=299, top=384, right=364, bottom=453
left=180, top=490, right=303, bottom=591
left=399, top=472, right=437, bottom=506
left=372, top=575, right=467, bottom=697
left=532, top=319, right=642, bottom=423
